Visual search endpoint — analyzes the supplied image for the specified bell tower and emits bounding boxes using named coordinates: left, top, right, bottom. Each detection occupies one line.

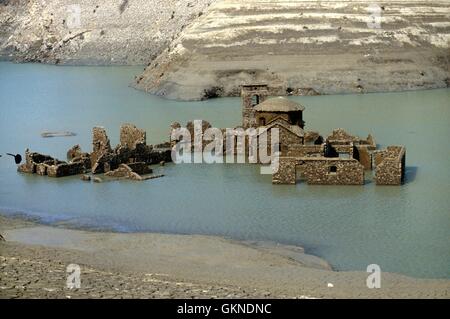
left=241, top=84, right=269, bottom=129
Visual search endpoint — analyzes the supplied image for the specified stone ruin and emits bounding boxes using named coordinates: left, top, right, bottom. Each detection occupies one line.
left=18, top=123, right=172, bottom=181
left=90, top=124, right=171, bottom=175
left=272, top=127, right=405, bottom=186
left=238, top=85, right=406, bottom=186
left=373, top=146, right=406, bottom=185
left=105, top=163, right=164, bottom=181
left=18, top=148, right=90, bottom=177
left=168, top=88, right=406, bottom=187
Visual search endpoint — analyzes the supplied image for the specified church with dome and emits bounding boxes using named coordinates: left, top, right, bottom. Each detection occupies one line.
left=240, top=84, right=406, bottom=186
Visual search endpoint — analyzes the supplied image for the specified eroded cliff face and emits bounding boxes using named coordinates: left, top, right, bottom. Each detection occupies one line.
left=134, top=0, right=450, bottom=100
left=0, top=0, right=214, bottom=65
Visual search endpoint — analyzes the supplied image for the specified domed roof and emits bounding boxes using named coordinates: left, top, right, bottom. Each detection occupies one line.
left=254, top=97, right=305, bottom=112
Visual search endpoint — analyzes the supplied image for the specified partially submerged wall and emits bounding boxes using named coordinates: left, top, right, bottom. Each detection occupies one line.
left=355, top=146, right=373, bottom=170
left=18, top=149, right=89, bottom=177
left=120, top=124, right=146, bottom=150
left=374, top=146, right=406, bottom=185
left=272, top=157, right=299, bottom=185
left=91, top=124, right=172, bottom=174
left=273, top=157, right=364, bottom=185
left=18, top=123, right=172, bottom=178
left=302, top=158, right=365, bottom=185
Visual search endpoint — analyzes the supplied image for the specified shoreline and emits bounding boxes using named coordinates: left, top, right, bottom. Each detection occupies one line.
left=0, top=62, right=449, bottom=102
left=1, top=214, right=449, bottom=299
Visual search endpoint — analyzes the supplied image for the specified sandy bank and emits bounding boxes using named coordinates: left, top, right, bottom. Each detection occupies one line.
left=0, top=215, right=449, bottom=298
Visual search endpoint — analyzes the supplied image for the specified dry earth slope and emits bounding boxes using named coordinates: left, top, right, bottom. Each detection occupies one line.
left=134, top=0, right=450, bottom=100
left=0, top=0, right=214, bottom=65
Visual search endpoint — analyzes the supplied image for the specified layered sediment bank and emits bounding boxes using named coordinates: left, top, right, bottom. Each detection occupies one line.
left=2, top=1, right=449, bottom=99
left=135, top=0, right=450, bottom=100
left=1, top=215, right=449, bottom=299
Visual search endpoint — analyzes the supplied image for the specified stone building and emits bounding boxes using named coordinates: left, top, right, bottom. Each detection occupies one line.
left=239, top=84, right=406, bottom=186
left=241, top=84, right=269, bottom=129
left=254, top=96, right=305, bottom=129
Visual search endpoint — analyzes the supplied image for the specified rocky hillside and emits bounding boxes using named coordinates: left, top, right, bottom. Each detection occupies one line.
left=0, top=0, right=214, bottom=64
left=134, top=0, right=450, bottom=100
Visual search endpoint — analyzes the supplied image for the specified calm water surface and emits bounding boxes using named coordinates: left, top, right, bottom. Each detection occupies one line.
left=0, top=62, right=449, bottom=279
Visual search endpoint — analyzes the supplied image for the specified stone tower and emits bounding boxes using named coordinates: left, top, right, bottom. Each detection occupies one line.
left=241, top=84, right=269, bottom=128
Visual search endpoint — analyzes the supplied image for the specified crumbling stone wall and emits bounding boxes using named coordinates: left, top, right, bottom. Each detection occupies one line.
left=304, top=131, right=323, bottom=145
left=18, top=124, right=171, bottom=178
left=287, top=145, right=324, bottom=157
left=358, top=134, right=377, bottom=150
left=302, top=158, right=364, bottom=185
left=105, top=163, right=162, bottom=181
left=272, top=157, right=299, bottom=185
left=47, top=162, right=86, bottom=177
left=329, top=143, right=354, bottom=157
left=355, top=145, right=372, bottom=170
left=18, top=151, right=56, bottom=174
left=325, top=129, right=377, bottom=169
left=273, top=157, right=364, bottom=185
left=91, top=125, right=172, bottom=174
left=327, top=128, right=358, bottom=144
left=104, top=163, right=151, bottom=180
left=374, top=146, right=406, bottom=185
left=91, top=127, right=112, bottom=171
left=241, top=85, right=268, bottom=129
left=67, top=145, right=84, bottom=161
left=255, top=123, right=303, bottom=158
left=120, top=124, right=146, bottom=150
left=18, top=149, right=88, bottom=177
left=277, top=125, right=303, bottom=154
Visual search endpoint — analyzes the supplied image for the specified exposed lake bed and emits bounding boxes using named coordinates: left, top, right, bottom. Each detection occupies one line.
left=1, top=215, right=449, bottom=299
left=1, top=62, right=450, bottom=284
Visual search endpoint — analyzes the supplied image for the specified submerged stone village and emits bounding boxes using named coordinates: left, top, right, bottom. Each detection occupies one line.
left=17, top=85, right=406, bottom=186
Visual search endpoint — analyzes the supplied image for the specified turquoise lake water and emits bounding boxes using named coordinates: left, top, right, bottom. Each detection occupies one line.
left=0, top=62, right=449, bottom=279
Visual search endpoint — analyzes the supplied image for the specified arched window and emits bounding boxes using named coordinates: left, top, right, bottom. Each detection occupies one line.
left=329, top=165, right=337, bottom=174
left=251, top=95, right=260, bottom=106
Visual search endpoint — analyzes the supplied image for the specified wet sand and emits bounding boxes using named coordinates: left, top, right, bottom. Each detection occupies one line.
left=0, top=215, right=449, bottom=299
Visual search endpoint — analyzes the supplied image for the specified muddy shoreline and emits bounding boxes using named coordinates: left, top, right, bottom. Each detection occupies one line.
left=1, top=214, right=449, bottom=299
